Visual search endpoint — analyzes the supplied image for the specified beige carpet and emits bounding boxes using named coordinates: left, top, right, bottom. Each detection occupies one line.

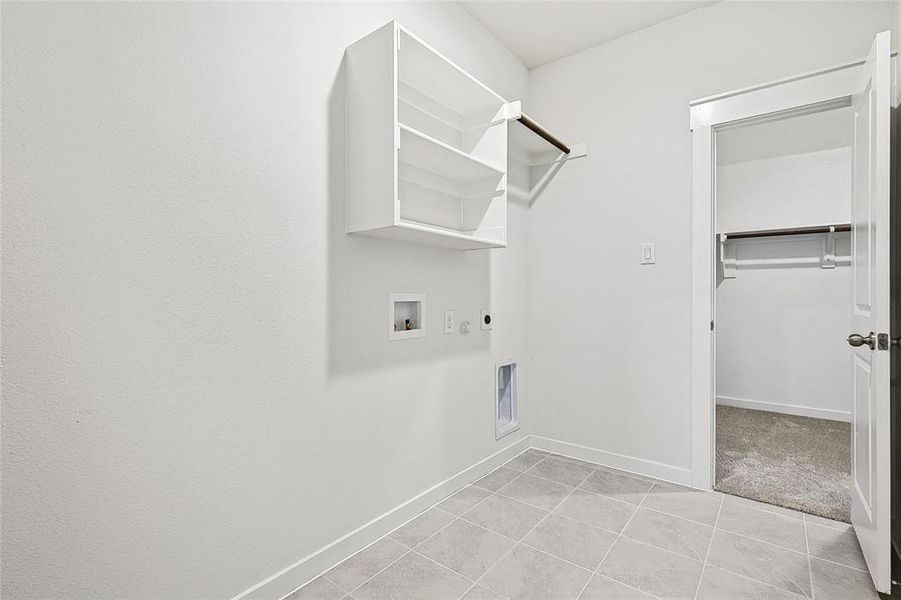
left=715, top=405, right=851, bottom=522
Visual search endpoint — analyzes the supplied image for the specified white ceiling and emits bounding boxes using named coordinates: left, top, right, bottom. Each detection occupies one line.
left=459, top=1, right=716, bottom=68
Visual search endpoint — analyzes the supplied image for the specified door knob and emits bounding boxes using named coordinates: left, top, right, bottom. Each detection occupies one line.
left=848, top=332, right=876, bottom=349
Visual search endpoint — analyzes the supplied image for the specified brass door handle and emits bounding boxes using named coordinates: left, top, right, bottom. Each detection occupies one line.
left=848, top=332, right=876, bottom=349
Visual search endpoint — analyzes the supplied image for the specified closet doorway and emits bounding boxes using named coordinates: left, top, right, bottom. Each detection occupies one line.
left=713, top=108, right=854, bottom=522
left=690, top=29, right=893, bottom=593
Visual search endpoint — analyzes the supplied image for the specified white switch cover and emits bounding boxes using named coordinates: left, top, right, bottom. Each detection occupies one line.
left=640, top=243, right=656, bottom=265
left=444, top=310, right=455, bottom=334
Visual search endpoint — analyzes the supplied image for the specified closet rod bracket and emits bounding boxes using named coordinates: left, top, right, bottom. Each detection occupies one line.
left=821, top=226, right=836, bottom=269
left=719, top=233, right=736, bottom=279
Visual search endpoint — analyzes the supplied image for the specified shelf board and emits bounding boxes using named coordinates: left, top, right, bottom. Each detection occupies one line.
left=397, top=27, right=506, bottom=117
left=396, top=221, right=505, bottom=249
left=398, top=124, right=504, bottom=182
left=353, top=220, right=505, bottom=250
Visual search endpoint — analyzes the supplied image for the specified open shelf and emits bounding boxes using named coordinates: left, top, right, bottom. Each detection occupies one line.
left=393, top=221, right=505, bottom=250
left=397, top=81, right=508, bottom=170
left=397, top=27, right=506, bottom=117
left=346, top=21, right=510, bottom=250
left=398, top=125, right=503, bottom=182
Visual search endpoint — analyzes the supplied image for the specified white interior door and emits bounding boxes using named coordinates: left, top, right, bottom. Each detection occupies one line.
left=849, top=30, right=892, bottom=594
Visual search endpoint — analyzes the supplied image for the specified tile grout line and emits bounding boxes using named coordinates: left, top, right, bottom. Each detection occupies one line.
left=693, top=492, right=820, bottom=599
left=713, top=524, right=816, bottom=558
left=340, top=504, right=472, bottom=597
left=455, top=487, right=671, bottom=576
left=709, top=520, right=875, bottom=574
left=300, top=456, right=517, bottom=599
left=805, top=553, right=870, bottom=574
left=298, top=446, right=861, bottom=600
left=575, top=478, right=660, bottom=600
left=704, top=519, right=811, bottom=597
left=803, top=515, right=815, bottom=600
left=410, top=548, right=480, bottom=584
left=635, top=502, right=721, bottom=529
left=609, top=529, right=714, bottom=565
left=452, top=467, right=580, bottom=600
left=716, top=498, right=867, bottom=572
left=293, top=449, right=647, bottom=599
left=459, top=465, right=602, bottom=600
left=439, top=449, right=563, bottom=599
left=457, top=507, right=614, bottom=546
left=698, top=564, right=811, bottom=600
left=692, top=501, right=843, bottom=599
left=584, top=573, right=663, bottom=600
left=513, top=453, right=651, bottom=490
left=329, top=547, right=410, bottom=597
left=291, top=449, right=601, bottom=598
left=691, top=493, right=725, bottom=600
left=409, top=454, right=551, bottom=600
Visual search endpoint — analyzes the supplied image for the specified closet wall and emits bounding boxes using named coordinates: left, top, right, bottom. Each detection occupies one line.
left=1, top=4, right=530, bottom=599
left=715, top=110, right=854, bottom=422
left=526, top=1, right=896, bottom=478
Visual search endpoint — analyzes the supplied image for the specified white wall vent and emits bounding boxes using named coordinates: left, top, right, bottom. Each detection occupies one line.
left=496, top=360, right=519, bottom=439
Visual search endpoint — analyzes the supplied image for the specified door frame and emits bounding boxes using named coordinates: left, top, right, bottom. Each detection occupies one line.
left=689, top=53, right=895, bottom=491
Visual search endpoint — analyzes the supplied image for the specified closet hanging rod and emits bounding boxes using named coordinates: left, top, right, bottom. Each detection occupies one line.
left=517, top=113, right=570, bottom=155
left=721, top=223, right=851, bottom=240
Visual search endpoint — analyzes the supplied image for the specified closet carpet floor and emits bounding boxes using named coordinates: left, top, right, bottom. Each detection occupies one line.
left=715, top=405, right=851, bottom=523
left=287, top=449, right=876, bottom=600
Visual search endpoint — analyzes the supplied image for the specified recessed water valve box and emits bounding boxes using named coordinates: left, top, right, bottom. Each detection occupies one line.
left=389, top=293, right=426, bottom=340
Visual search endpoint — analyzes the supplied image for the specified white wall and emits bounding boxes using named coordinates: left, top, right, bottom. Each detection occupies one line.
left=716, top=108, right=853, bottom=232
left=526, top=1, right=895, bottom=473
left=715, top=110, right=853, bottom=421
left=715, top=236, right=852, bottom=421
left=0, top=3, right=530, bottom=599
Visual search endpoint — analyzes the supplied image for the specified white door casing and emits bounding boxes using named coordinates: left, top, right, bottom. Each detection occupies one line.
left=849, top=30, right=892, bottom=594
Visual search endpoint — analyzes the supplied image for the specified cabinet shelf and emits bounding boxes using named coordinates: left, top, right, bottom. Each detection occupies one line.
left=398, top=125, right=504, bottom=183
left=346, top=21, right=511, bottom=251
left=397, top=28, right=506, bottom=117
left=393, top=220, right=506, bottom=250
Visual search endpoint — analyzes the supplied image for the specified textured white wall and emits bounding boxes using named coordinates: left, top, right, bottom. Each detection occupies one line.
left=0, top=3, right=529, bottom=599
left=715, top=112, right=853, bottom=420
left=526, top=1, right=895, bottom=470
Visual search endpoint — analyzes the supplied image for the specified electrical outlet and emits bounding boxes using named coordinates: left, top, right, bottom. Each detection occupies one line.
left=640, top=242, right=656, bottom=265
left=444, top=310, right=455, bottom=334
left=480, top=309, right=492, bottom=330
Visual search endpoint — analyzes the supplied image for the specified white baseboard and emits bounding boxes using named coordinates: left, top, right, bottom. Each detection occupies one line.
left=233, top=433, right=701, bottom=600
left=716, top=395, right=850, bottom=422
left=231, top=435, right=531, bottom=600
left=529, top=435, right=693, bottom=487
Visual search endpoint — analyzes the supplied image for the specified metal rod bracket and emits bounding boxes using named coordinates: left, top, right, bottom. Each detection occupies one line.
left=822, top=226, right=836, bottom=269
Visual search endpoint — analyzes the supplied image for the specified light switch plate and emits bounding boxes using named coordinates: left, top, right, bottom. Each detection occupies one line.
left=640, top=242, right=656, bottom=265
left=444, top=310, right=455, bottom=334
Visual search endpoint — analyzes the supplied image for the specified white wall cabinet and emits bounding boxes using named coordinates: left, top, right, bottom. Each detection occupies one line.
left=346, top=22, right=517, bottom=250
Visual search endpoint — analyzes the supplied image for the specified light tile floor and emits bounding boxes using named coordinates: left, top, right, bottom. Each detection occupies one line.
left=285, top=449, right=879, bottom=600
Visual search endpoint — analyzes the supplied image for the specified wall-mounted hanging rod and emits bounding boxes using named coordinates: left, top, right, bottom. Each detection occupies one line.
left=517, top=113, right=570, bottom=154
left=720, top=223, right=851, bottom=240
